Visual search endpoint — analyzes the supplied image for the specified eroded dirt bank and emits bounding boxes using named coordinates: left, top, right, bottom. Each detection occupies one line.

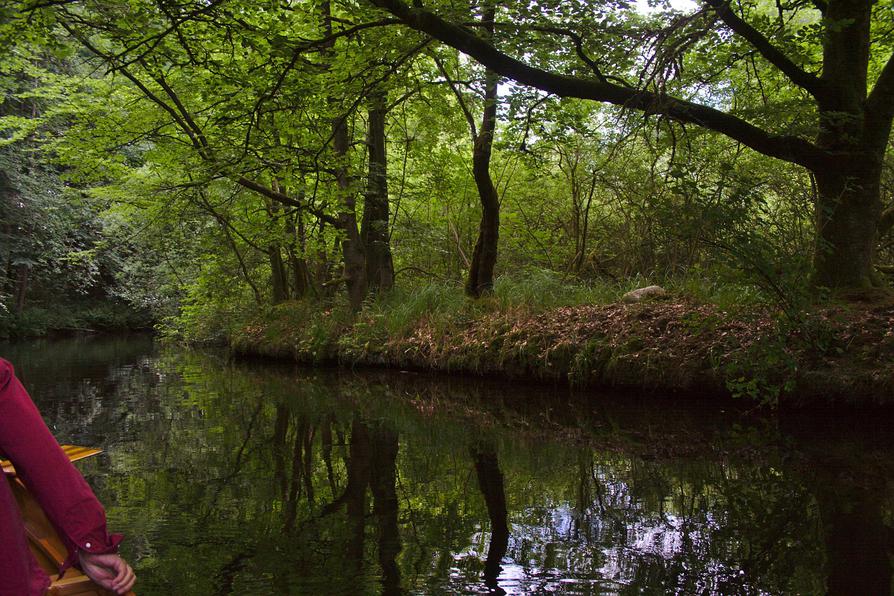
left=230, top=298, right=894, bottom=408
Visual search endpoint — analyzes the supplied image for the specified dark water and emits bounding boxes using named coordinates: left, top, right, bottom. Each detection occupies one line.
left=2, top=336, right=893, bottom=595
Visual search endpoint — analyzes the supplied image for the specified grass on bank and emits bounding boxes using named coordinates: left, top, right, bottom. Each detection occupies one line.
left=176, top=268, right=766, bottom=347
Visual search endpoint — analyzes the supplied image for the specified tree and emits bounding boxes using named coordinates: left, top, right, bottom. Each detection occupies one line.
left=362, top=89, right=396, bottom=293
left=0, top=50, right=126, bottom=317
left=12, top=0, right=425, bottom=310
left=434, top=34, right=501, bottom=296
left=434, top=1, right=502, bottom=298
left=369, top=0, right=894, bottom=289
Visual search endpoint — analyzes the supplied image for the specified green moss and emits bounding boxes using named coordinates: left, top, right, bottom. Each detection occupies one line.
left=568, top=338, right=611, bottom=385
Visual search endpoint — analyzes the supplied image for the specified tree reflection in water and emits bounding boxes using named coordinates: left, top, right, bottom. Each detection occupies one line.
left=4, top=338, right=894, bottom=595
left=471, top=443, right=509, bottom=594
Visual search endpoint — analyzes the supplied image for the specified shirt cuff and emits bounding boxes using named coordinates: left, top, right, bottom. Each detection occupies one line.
left=59, top=532, right=124, bottom=576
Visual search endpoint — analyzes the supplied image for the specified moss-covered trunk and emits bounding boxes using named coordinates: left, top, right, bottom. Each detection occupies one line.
left=810, top=0, right=889, bottom=288
left=362, top=91, right=394, bottom=293
left=812, top=163, right=882, bottom=288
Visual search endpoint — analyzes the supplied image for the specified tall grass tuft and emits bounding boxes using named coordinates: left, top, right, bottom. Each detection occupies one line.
left=365, top=281, right=468, bottom=337
left=493, top=269, right=624, bottom=311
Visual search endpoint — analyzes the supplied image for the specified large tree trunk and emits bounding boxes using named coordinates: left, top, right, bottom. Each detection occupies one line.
left=362, top=91, right=395, bottom=293
left=809, top=0, right=883, bottom=288
left=812, top=164, right=882, bottom=288
left=466, top=5, right=500, bottom=298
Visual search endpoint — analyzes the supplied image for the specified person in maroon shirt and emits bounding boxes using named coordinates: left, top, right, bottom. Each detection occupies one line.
left=0, top=358, right=136, bottom=595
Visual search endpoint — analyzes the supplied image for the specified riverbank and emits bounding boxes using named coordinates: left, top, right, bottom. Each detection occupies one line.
left=0, top=300, right=152, bottom=339
left=228, top=289, right=894, bottom=408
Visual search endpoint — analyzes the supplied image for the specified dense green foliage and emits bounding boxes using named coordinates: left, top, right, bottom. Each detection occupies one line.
left=0, top=0, right=892, bottom=339
left=0, top=41, right=154, bottom=335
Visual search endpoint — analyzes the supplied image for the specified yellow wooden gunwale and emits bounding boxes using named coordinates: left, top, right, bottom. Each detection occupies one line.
left=1, top=445, right=135, bottom=596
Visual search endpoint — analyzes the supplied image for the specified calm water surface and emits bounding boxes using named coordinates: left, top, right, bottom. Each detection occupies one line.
left=2, top=336, right=893, bottom=595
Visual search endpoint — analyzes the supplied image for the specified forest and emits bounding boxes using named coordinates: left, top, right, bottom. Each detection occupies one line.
left=2, top=0, right=894, bottom=405
left=3, top=3, right=894, bottom=592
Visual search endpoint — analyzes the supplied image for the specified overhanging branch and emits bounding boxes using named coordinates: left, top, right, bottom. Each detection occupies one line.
left=60, top=20, right=336, bottom=227
left=369, top=0, right=831, bottom=171
left=432, top=54, right=478, bottom=139
left=704, top=0, right=823, bottom=98
left=236, top=177, right=338, bottom=227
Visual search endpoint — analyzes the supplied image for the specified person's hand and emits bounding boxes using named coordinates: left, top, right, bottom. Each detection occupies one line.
left=78, top=551, right=136, bottom=594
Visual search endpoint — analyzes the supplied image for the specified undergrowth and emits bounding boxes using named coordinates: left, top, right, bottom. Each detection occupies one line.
left=0, top=301, right=152, bottom=339
left=163, top=270, right=894, bottom=407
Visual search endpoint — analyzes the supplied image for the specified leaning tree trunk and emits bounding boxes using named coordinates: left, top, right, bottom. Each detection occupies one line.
left=471, top=444, right=509, bottom=590
left=466, top=4, right=500, bottom=298
left=361, top=90, right=395, bottom=293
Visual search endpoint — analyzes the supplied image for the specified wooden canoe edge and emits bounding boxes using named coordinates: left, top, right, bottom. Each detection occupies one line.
left=3, top=445, right=135, bottom=596
left=1, top=445, right=103, bottom=477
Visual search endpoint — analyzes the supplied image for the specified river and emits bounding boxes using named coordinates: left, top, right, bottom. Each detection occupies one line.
left=2, top=335, right=892, bottom=595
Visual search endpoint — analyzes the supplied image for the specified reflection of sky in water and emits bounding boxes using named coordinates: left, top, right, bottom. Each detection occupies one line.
left=445, top=489, right=750, bottom=595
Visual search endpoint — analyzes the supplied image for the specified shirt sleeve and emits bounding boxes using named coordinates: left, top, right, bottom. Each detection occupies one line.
left=0, top=358, right=123, bottom=575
